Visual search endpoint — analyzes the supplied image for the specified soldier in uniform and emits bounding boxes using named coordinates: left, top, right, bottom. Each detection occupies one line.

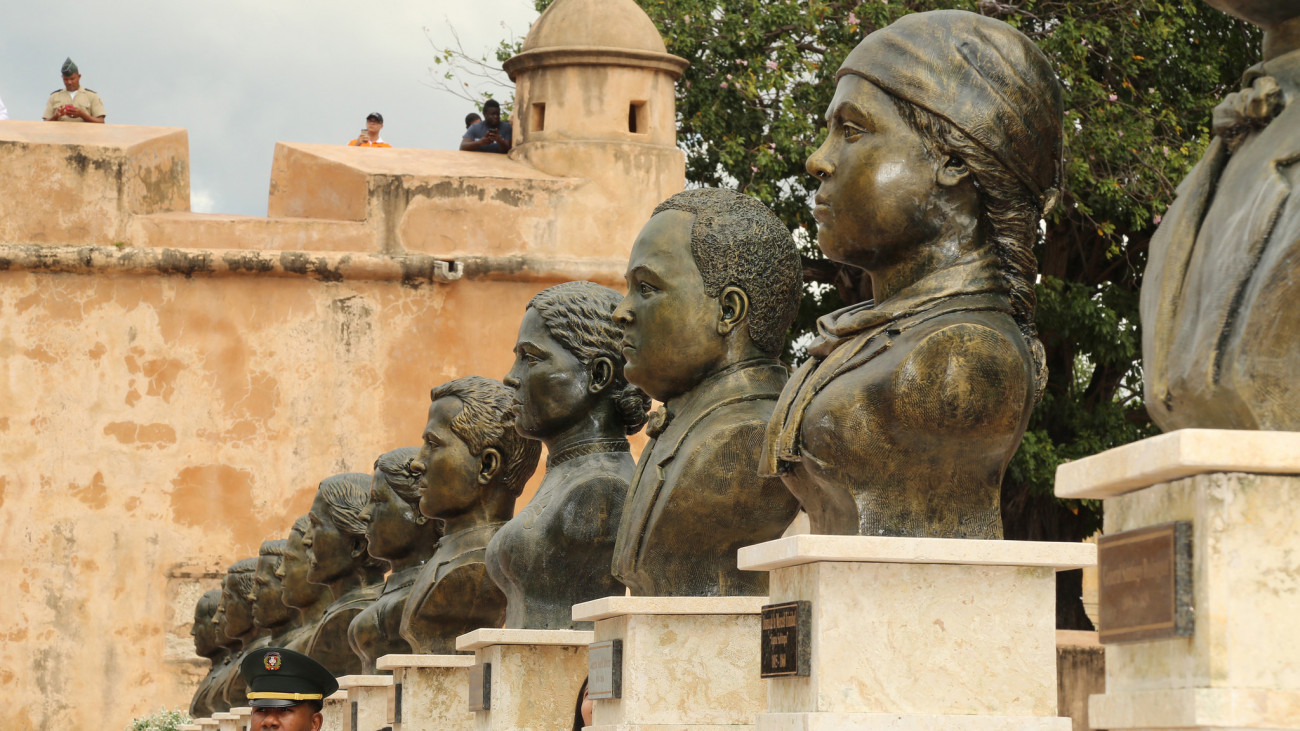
left=43, top=58, right=105, bottom=123
left=240, top=647, right=338, bottom=731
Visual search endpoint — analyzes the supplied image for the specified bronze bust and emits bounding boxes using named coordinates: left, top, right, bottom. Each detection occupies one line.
left=252, top=540, right=299, bottom=647
left=278, top=514, right=333, bottom=655
left=189, top=590, right=228, bottom=718
left=304, top=473, right=388, bottom=676
left=761, top=10, right=1063, bottom=539
left=400, top=376, right=542, bottom=653
left=348, top=447, right=442, bottom=672
left=216, top=558, right=270, bottom=707
left=611, top=188, right=804, bottom=596
left=488, top=282, right=650, bottom=629
left=1142, top=0, right=1300, bottom=431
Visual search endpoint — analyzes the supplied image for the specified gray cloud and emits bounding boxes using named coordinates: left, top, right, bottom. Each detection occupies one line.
left=1, top=0, right=536, bottom=216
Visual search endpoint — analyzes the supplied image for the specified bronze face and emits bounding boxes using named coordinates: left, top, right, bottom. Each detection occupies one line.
left=304, top=495, right=359, bottom=585
left=807, top=75, right=955, bottom=272
left=252, top=554, right=293, bottom=630
left=191, top=593, right=221, bottom=657
left=615, top=210, right=730, bottom=402
left=505, top=307, right=598, bottom=440
left=414, top=397, right=488, bottom=520
left=219, top=572, right=255, bottom=639
left=361, top=467, right=424, bottom=560
left=280, top=521, right=323, bottom=609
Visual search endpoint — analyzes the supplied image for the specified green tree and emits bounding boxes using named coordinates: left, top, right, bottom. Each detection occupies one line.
left=512, top=0, right=1258, bottom=625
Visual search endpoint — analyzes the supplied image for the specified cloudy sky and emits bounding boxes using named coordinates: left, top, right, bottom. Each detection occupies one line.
left=1, top=0, right=540, bottom=215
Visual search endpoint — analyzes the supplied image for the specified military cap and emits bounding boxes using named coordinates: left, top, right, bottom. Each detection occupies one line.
left=239, top=647, right=339, bottom=708
left=61, top=58, right=78, bottom=76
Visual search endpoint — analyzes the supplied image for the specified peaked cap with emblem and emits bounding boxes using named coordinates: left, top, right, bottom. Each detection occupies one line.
left=239, top=647, right=338, bottom=708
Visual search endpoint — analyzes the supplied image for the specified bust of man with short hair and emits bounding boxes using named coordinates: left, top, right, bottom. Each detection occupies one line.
left=611, top=188, right=804, bottom=597
left=399, top=376, right=541, bottom=653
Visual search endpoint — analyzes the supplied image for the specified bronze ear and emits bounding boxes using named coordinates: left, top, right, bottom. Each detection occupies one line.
left=718, top=286, right=750, bottom=335
left=477, top=448, right=503, bottom=485
left=589, top=357, right=615, bottom=393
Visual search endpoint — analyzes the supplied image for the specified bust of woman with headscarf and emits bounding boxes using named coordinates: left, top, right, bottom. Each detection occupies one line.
left=486, top=281, right=649, bottom=630
left=762, top=10, right=1063, bottom=538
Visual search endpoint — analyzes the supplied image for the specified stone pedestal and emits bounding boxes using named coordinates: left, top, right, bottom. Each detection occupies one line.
left=571, top=595, right=768, bottom=730
left=737, top=535, right=1095, bottom=730
left=1055, top=429, right=1300, bottom=730
left=193, top=720, right=219, bottom=730
left=456, top=628, right=593, bottom=731
left=211, top=712, right=239, bottom=731
left=377, top=653, right=476, bottom=731
left=178, top=724, right=201, bottom=731
left=230, top=706, right=251, bottom=730
left=322, top=689, right=349, bottom=730
left=337, top=674, right=395, bottom=731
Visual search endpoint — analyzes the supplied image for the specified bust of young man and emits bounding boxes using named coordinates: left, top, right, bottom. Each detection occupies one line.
left=399, top=376, right=541, bottom=653
left=611, top=188, right=804, bottom=597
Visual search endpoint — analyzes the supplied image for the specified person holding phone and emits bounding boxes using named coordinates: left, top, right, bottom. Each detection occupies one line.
left=347, top=112, right=391, bottom=148
left=43, top=58, right=105, bottom=123
left=460, top=99, right=512, bottom=153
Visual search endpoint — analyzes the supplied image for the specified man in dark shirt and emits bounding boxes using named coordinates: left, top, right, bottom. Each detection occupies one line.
left=461, top=99, right=511, bottom=153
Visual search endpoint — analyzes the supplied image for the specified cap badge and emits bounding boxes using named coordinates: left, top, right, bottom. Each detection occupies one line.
left=264, top=651, right=282, bottom=671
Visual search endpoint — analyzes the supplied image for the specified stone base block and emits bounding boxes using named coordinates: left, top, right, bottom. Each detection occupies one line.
left=322, top=689, right=349, bottom=731
left=573, top=596, right=768, bottom=728
left=338, top=674, right=393, bottom=731
left=756, top=712, right=1073, bottom=730
left=377, top=654, right=475, bottom=731
left=1055, top=430, right=1300, bottom=729
left=1090, top=688, right=1300, bottom=730
left=455, top=628, right=592, bottom=731
left=211, top=712, right=239, bottom=731
left=737, top=535, right=1094, bottom=721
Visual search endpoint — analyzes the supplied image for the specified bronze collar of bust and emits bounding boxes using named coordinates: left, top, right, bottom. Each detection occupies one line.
left=545, top=437, right=631, bottom=468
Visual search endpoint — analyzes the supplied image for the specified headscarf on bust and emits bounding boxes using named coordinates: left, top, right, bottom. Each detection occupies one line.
left=762, top=10, right=1064, bottom=476
left=836, top=9, right=1063, bottom=211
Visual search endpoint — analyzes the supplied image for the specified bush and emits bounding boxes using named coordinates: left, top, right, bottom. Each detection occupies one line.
left=126, top=708, right=192, bottom=731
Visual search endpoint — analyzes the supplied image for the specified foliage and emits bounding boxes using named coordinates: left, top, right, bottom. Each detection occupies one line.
left=126, top=708, right=191, bottom=731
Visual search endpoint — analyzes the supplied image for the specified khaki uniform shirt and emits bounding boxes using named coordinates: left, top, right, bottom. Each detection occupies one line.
left=44, top=88, right=105, bottom=122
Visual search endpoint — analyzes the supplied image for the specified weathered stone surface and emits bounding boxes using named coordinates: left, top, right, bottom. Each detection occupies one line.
left=574, top=597, right=766, bottom=729
left=741, top=536, right=1090, bottom=728
left=376, top=654, right=475, bottom=731
left=0, top=121, right=189, bottom=245
left=460, top=630, right=590, bottom=731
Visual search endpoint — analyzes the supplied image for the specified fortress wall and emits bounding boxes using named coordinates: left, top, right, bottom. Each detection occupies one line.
left=0, top=122, right=665, bottom=730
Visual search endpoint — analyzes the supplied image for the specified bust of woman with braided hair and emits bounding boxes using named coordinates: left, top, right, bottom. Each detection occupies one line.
left=762, top=10, right=1064, bottom=538
left=486, top=281, right=650, bottom=630
left=348, top=447, right=442, bottom=672
left=303, top=473, right=388, bottom=676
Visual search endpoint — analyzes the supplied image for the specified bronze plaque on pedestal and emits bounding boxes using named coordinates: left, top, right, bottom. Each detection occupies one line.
left=761, top=600, right=810, bottom=677
left=588, top=640, right=623, bottom=700
left=468, top=661, right=491, bottom=711
left=1098, top=521, right=1193, bottom=644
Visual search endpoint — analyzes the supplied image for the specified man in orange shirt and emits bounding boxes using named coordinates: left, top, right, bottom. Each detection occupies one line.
left=348, top=113, right=391, bottom=148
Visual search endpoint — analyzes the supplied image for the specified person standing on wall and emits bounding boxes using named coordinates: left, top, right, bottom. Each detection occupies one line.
left=460, top=99, right=511, bottom=153
left=348, top=112, right=391, bottom=148
left=44, top=58, right=105, bottom=123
